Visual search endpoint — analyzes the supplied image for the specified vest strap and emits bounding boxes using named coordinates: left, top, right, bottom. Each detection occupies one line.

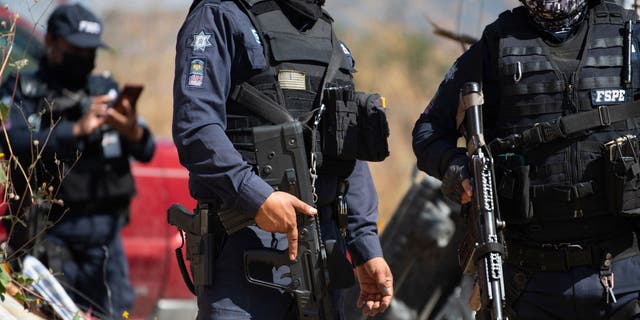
left=591, top=36, right=624, bottom=49
left=503, top=80, right=565, bottom=96
left=491, top=100, right=640, bottom=153
left=501, top=46, right=544, bottom=57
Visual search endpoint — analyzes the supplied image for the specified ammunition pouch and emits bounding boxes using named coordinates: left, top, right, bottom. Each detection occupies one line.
left=495, top=153, right=533, bottom=225
left=320, top=87, right=390, bottom=164
left=602, top=135, right=640, bottom=216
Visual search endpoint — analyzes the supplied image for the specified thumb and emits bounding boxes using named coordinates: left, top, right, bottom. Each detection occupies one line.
left=291, top=198, right=317, bottom=216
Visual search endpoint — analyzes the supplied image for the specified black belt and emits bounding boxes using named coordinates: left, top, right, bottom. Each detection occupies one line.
left=506, top=232, right=636, bottom=273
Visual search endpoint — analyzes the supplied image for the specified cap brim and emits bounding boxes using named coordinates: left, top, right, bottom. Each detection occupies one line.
left=64, top=32, right=109, bottom=49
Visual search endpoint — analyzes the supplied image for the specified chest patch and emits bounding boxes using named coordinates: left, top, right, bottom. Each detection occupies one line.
left=278, top=70, right=306, bottom=91
left=591, top=88, right=627, bottom=105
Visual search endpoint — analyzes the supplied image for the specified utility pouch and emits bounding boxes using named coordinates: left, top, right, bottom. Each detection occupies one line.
left=602, top=135, right=640, bottom=216
left=355, top=92, right=390, bottom=162
left=495, top=153, right=533, bottom=224
left=322, top=86, right=359, bottom=161
left=320, top=87, right=390, bottom=163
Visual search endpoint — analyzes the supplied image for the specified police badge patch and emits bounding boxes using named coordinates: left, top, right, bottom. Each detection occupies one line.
left=188, top=58, right=205, bottom=88
left=190, top=30, right=213, bottom=53
left=591, top=88, right=627, bottom=105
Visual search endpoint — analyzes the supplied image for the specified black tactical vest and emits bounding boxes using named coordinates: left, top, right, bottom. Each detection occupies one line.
left=494, top=3, right=640, bottom=223
left=226, top=0, right=354, bottom=123
left=16, top=72, right=136, bottom=207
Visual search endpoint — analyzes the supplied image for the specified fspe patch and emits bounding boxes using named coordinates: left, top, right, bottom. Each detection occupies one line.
left=591, top=88, right=627, bottom=105
left=188, top=58, right=206, bottom=88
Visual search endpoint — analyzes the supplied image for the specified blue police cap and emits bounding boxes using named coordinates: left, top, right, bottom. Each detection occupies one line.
left=46, top=4, right=108, bottom=49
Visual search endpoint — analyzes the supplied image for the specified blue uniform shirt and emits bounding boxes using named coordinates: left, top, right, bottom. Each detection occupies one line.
left=173, top=1, right=382, bottom=265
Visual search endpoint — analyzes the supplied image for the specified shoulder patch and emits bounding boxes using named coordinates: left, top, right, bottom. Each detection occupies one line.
left=190, top=30, right=213, bottom=53
left=187, top=58, right=206, bottom=88
left=251, top=28, right=261, bottom=45
left=444, top=61, right=458, bottom=83
left=340, top=43, right=351, bottom=56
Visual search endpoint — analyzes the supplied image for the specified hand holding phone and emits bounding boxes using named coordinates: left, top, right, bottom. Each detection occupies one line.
left=107, top=83, right=145, bottom=142
left=113, top=84, right=144, bottom=114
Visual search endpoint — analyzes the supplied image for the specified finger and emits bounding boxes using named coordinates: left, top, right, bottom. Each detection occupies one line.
left=105, top=108, right=127, bottom=128
left=90, top=102, right=108, bottom=114
left=365, top=301, right=374, bottom=315
left=462, top=179, right=473, bottom=197
left=92, top=94, right=114, bottom=104
left=287, top=227, right=298, bottom=261
left=119, top=98, right=133, bottom=115
left=291, top=197, right=317, bottom=216
left=372, top=300, right=381, bottom=312
left=379, top=294, right=392, bottom=313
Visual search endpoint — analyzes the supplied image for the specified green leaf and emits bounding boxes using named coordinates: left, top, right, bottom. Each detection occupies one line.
left=0, top=102, right=8, bottom=121
left=13, top=292, right=28, bottom=303
left=0, top=166, right=6, bottom=185
left=0, top=266, right=10, bottom=291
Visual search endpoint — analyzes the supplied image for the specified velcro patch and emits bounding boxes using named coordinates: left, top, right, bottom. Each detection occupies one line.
left=188, top=58, right=205, bottom=88
left=591, top=88, right=627, bottom=105
left=278, top=70, right=306, bottom=91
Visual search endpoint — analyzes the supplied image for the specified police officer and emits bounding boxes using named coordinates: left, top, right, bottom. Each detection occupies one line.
left=413, top=0, right=640, bottom=319
left=0, top=4, right=155, bottom=318
left=173, top=0, right=393, bottom=318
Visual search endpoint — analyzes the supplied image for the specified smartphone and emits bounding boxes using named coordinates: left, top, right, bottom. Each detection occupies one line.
left=113, top=84, right=144, bottom=113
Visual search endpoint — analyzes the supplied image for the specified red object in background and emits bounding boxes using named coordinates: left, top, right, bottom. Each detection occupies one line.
left=0, top=8, right=199, bottom=318
left=125, top=139, right=197, bottom=319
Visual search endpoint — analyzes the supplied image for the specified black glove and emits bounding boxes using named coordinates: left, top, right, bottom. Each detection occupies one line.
left=441, top=155, right=471, bottom=203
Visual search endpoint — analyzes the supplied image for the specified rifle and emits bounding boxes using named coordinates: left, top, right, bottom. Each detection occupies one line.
left=457, top=82, right=508, bottom=320
left=240, top=120, right=345, bottom=320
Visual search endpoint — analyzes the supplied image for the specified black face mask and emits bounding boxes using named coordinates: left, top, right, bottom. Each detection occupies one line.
left=47, top=52, right=95, bottom=90
left=279, top=0, right=325, bottom=22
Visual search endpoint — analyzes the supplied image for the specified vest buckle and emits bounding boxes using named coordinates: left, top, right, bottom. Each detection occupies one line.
left=598, top=106, right=612, bottom=126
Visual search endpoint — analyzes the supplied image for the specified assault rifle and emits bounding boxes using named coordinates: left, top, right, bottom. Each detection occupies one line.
left=457, top=82, right=508, bottom=320
left=238, top=121, right=346, bottom=320
left=167, top=121, right=346, bottom=319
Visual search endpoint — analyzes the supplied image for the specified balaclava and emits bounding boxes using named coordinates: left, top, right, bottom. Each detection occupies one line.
left=520, top=0, right=588, bottom=35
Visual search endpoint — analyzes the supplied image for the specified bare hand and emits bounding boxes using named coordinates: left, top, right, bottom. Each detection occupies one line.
left=73, top=95, right=109, bottom=137
left=105, top=97, right=143, bottom=142
left=355, top=257, right=394, bottom=317
left=254, top=191, right=317, bottom=260
left=461, top=178, right=473, bottom=204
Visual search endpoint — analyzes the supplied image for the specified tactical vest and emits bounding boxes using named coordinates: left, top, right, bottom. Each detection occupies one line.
left=228, top=0, right=354, bottom=120
left=16, top=72, right=136, bottom=207
left=225, top=0, right=358, bottom=185
left=494, top=3, right=640, bottom=223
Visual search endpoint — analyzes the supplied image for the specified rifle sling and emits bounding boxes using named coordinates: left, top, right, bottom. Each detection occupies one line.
left=230, top=82, right=294, bottom=125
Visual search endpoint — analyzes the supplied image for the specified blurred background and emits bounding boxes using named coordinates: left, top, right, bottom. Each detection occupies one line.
left=10, top=0, right=519, bottom=227
left=12, top=0, right=640, bottom=319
